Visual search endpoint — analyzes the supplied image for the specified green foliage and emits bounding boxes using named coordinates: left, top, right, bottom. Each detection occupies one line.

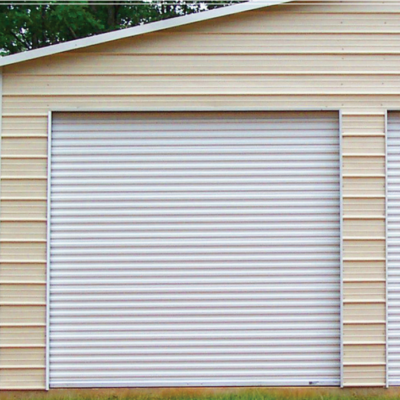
left=0, top=1, right=242, bottom=56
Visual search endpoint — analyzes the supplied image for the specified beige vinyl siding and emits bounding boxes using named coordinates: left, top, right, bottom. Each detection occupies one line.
left=343, top=198, right=385, bottom=218
left=342, top=113, right=387, bottom=386
left=0, top=0, right=394, bottom=388
left=0, top=264, right=46, bottom=283
left=343, top=261, right=386, bottom=281
left=344, top=324, right=386, bottom=344
left=0, top=369, right=45, bottom=390
left=0, top=117, right=47, bottom=385
left=0, top=326, right=45, bottom=346
left=343, top=365, right=386, bottom=387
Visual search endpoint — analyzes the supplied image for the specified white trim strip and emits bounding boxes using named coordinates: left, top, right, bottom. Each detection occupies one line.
left=46, top=111, right=52, bottom=391
left=49, top=107, right=341, bottom=113
left=0, top=0, right=293, bottom=68
left=339, top=110, right=344, bottom=389
left=385, top=110, right=389, bottom=388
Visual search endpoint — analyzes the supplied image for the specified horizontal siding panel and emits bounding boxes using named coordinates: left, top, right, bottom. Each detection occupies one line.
left=343, top=219, right=385, bottom=238
left=0, top=200, right=47, bottom=219
left=343, top=261, right=386, bottom=281
left=176, top=18, right=400, bottom=35
left=343, top=282, right=385, bottom=301
left=10, top=54, right=400, bottom=75
left=342, top=157, right=384, bottom=175
left=343, top=344, right=385, bottom=364
left=1, top=116, right=48, bottom=136
left=1, top=159, right=47, bottom=177
left=343, top=136, right=385, bottom=155
left=0, top=326, right=45, bottom=346
left=1, top=137, right=47, bottom=157
left=72, top=33, right=400, bottom=55
left=0, top=306, right=45, bottom=325
left=343, top=324, right=386, bottom=344
left=0, top=222, right=46, bottom=240
left=343, top=303, right=385, bottom=323
left=343, top=198, right=385, bottom=217
left=343, top=365, right=385, bottom=386
left=0, top=284, right=45, bottom=303
left=342, top=115, right=385, bottom=134
left=343, top=178, right=385, bottom=197
left=343, top=239, right=385, bottom=259
left=0, top=243, right=46, bottom=262
left=169, top=7, right=400, bottom=34
left=0, top=348, right=45, bottom=367
left=0, top=179, right=47, bottom=199
left=9, top=75, right=400, bottom=96
left=0, top=369, right=45, bottom=390
left=0, top=263, right=46, bottom=283
left=6, top=95, right=400, bottom=116
left=267, top=2, right=400, bottom=13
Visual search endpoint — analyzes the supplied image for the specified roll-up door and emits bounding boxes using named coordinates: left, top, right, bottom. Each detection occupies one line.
left=387, top=112, right=400, bottom=386
left=49, top=111, right=340, bottom=388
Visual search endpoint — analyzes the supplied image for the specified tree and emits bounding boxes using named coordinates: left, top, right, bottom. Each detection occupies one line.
left=0, top=1, right=241, bottom=56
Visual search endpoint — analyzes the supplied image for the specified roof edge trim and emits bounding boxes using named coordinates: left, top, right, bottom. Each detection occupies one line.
left=0, top=0, right=293, bottom=67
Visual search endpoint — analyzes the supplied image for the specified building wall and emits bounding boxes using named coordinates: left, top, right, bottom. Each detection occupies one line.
left=0, top=0, right=395, bottom=388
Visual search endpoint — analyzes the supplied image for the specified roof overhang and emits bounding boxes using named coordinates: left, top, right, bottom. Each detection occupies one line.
left=0, top=0, right=295, bottom=67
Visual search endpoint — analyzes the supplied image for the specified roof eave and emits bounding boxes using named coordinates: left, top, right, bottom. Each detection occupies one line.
left=0, top=0, right=294, bottom=67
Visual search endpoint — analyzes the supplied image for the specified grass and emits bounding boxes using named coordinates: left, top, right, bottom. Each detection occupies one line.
left=2, top=388, right=400, bottom=400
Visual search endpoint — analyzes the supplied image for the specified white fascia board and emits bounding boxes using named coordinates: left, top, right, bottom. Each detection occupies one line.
left=0, top=0, right=294, bottom=67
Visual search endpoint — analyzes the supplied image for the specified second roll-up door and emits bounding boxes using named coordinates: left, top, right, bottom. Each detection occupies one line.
left=49, top=111, right=341, bottom=388
left=387, top=111, right=400, bottom=386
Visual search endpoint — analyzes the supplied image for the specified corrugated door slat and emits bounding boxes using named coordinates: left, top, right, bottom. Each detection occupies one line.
left=49, top=111, right=340, bottom=388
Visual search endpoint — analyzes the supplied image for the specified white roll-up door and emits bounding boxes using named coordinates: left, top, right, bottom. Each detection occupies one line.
left=49, top=111, right=340, bottom=388
left=387, top=112, right=400, bottom=386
